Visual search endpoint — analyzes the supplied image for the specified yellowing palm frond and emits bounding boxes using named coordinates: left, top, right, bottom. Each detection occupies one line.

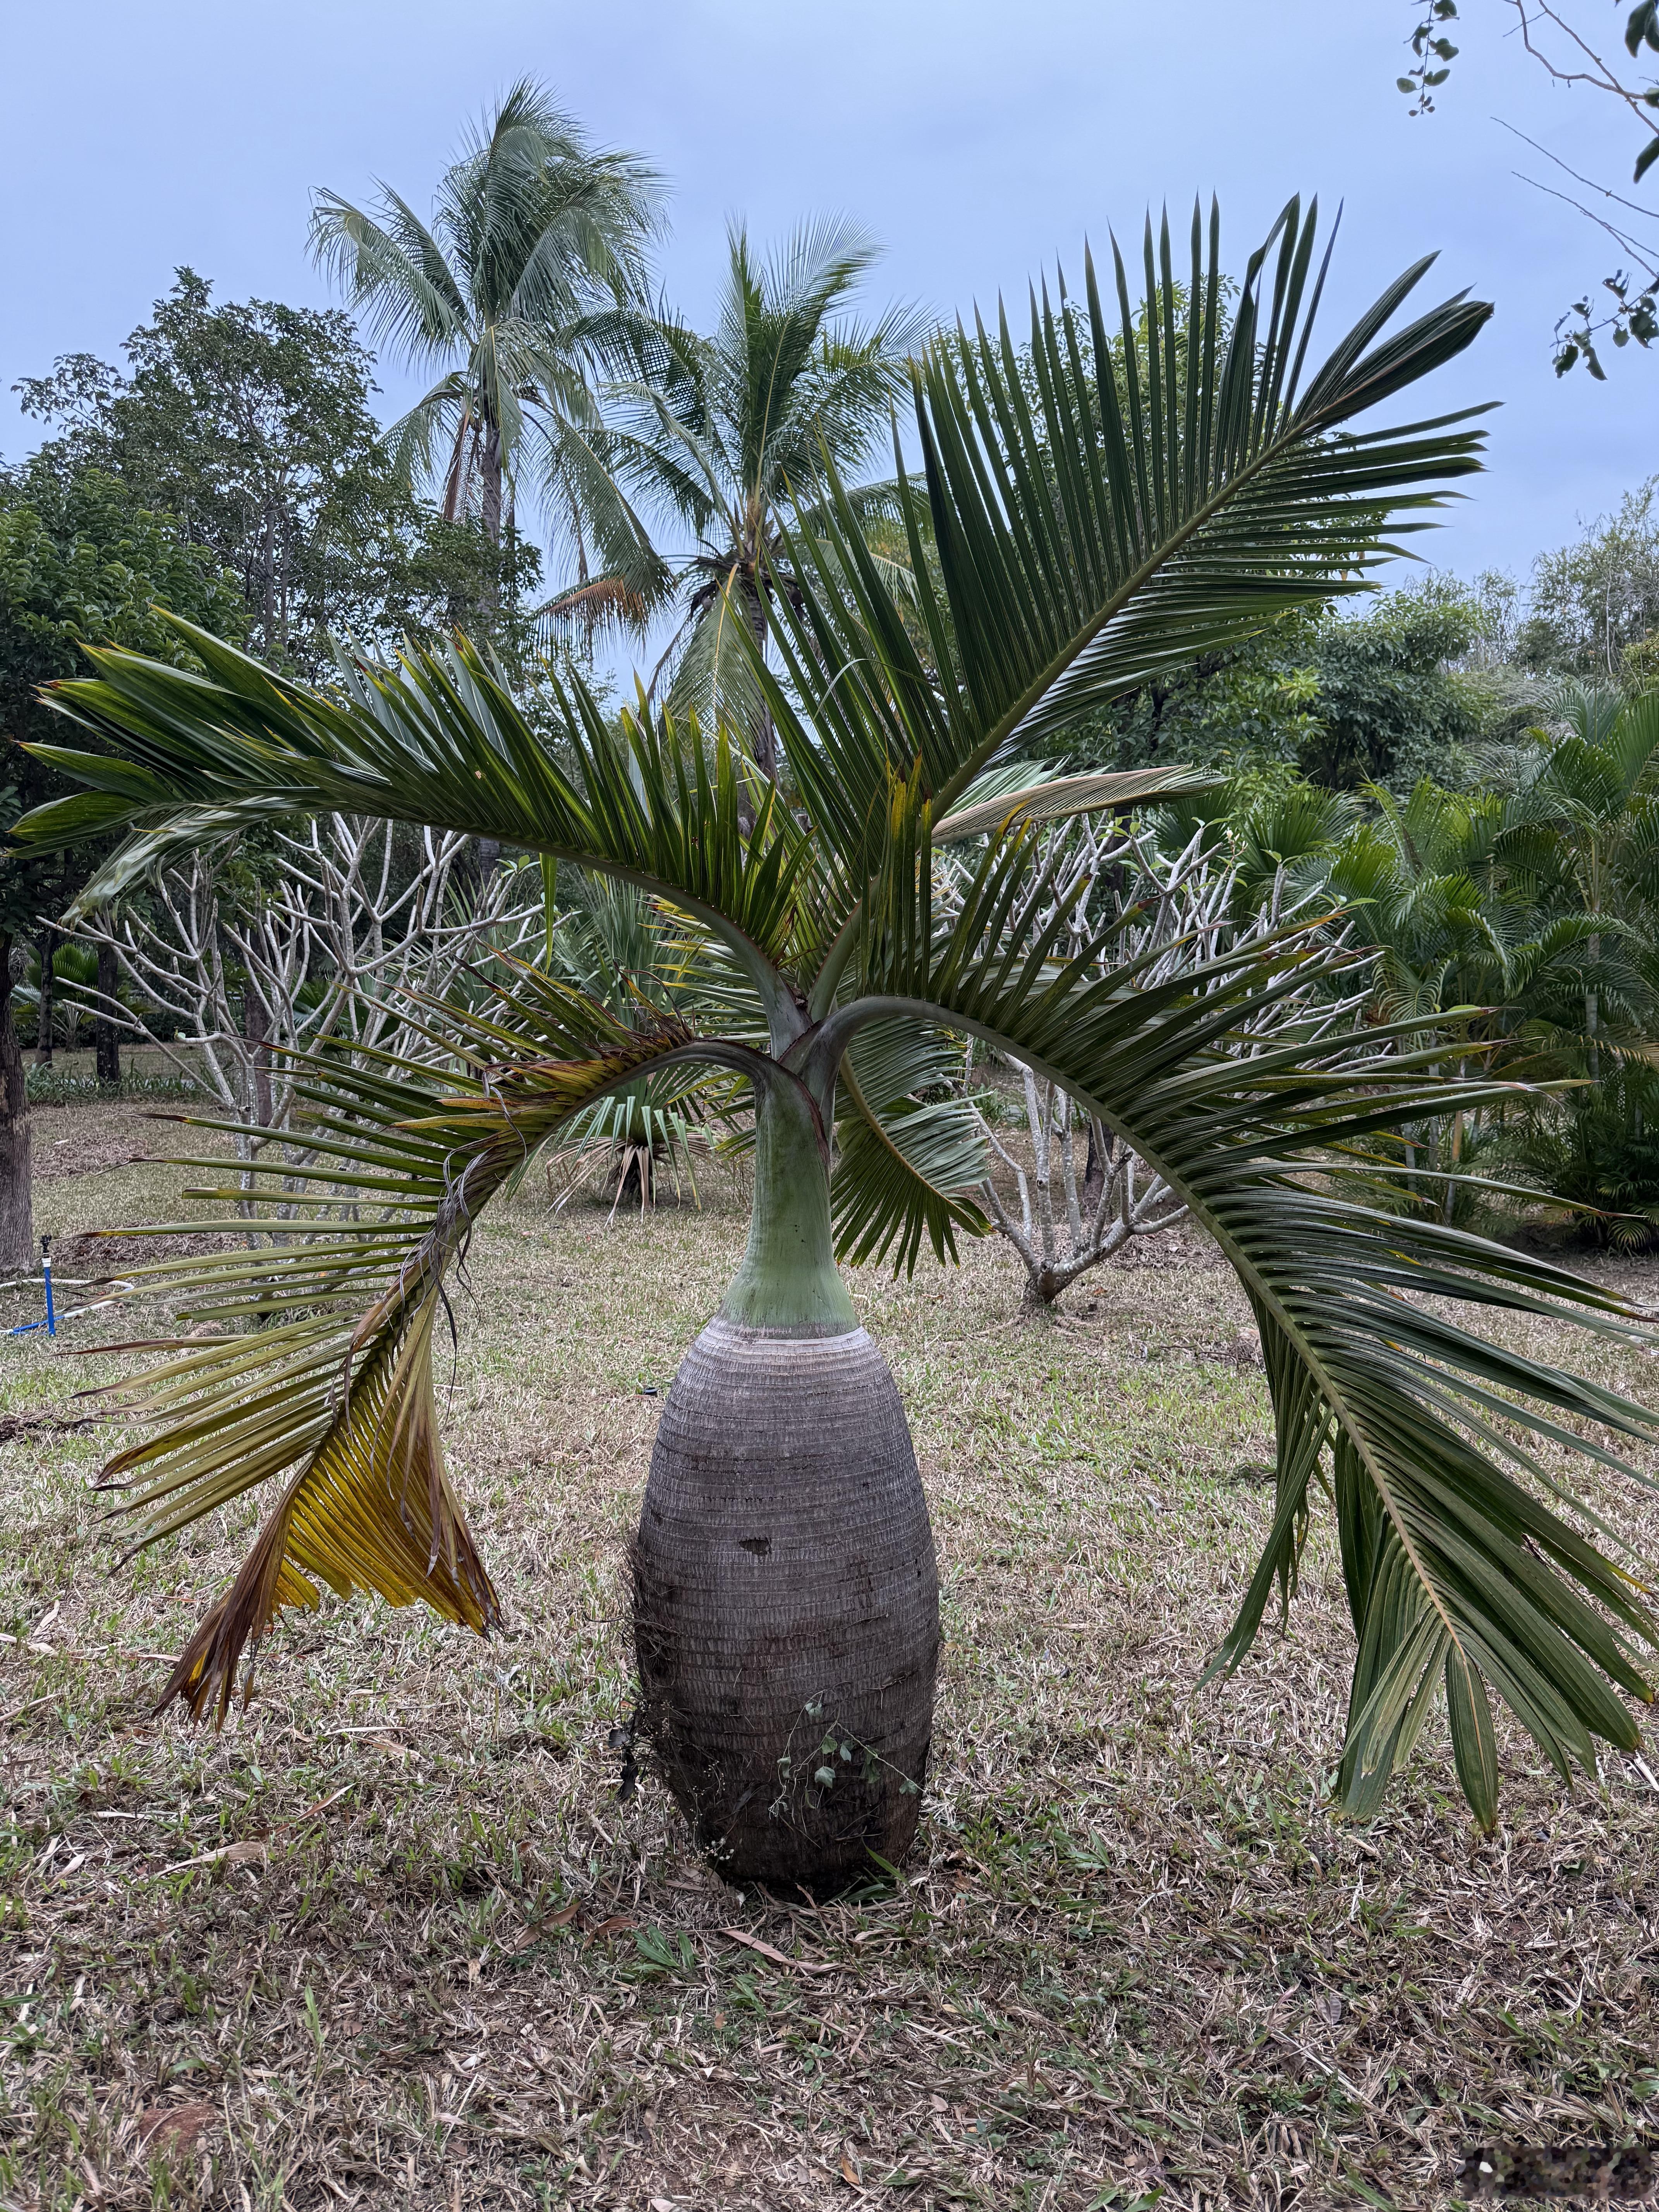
left=94, top=976, right=762, bottom=1717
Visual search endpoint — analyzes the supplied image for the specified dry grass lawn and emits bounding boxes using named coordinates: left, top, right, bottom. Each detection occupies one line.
left=5, top=1096, right=1659, bottom=2210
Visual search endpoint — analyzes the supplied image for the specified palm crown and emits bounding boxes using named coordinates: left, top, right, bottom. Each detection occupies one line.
left=21, top=198, right=1659, bottom=1849
left=609, top=218, right=933, bottom=772
left=311, top=77, right=665, bottom=604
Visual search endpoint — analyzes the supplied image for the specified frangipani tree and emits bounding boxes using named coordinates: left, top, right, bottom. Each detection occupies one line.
left=22, top=200, right=1659, bottom=1897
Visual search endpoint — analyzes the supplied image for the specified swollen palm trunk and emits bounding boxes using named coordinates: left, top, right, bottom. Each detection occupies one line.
left=631, top=1073, right=940, bottom=1894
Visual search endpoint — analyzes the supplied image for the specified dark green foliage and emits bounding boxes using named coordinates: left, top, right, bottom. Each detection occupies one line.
left=1511, top=1063, right=1659, bottom=1249
left=0, top=455, right=242, bottom=938
left=1300, top=583, right=1486, bottom=789
left=15, top=272, right=539, bottom=677
left=1084, top=581, right=1490, bottom=792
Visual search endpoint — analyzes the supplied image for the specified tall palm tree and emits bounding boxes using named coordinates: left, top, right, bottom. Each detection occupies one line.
left=311, top=79, right=665, bottom=611
left=25, top=201, right=1659, bottom=1894
left=610, top=218, right=932, bottom=777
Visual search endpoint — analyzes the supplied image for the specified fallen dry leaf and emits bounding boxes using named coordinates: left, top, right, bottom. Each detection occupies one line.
left=720, top=1926, right=836, bottom=1976
left=839, top=2146, right=864, bottom=2186
left=136, top=2101, right=215, bottom=2151
left=156, top=1838, right=267, bottom=1877
left=516, top=1899, right=582, bottom=1951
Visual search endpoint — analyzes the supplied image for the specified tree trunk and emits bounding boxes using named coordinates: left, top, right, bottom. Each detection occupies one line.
left=35, top=926, right=56, bottom=1067
left=743, top=578, right=777, bottom=785
left=474, top=425, right=504, bottom=885
left=1082, top=1120, right=1106, bottom=1214
left=633, top=1072, right=939, bottom=1894
left=0, top=936, right=33, bottom=1271
left=481, top=426, right=503, bottom=555
left=244, top=981, right=272, bottom=1128
left=95, top=940, right=121, bottom=1089
left=1018, top=1266, right=1063, bottom=1316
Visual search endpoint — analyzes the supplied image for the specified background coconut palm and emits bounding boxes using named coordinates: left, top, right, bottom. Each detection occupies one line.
left=310, top=77, right=666, bottom=620
left=22, top=198, right=1659, bottom=1893
left=608, top=218, right=932, bottom=777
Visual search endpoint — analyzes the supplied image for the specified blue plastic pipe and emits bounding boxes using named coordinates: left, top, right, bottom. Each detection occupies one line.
left=9, top=1237, right=56, bottom=1338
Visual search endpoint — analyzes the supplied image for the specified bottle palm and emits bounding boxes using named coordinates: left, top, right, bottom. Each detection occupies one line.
left=23, top=200, right=1659, bottom=1886
left=311, top=78, right=666, bottom=611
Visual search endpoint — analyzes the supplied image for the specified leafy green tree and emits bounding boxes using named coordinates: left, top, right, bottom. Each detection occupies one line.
left=1083, top=615, right=1327, bottom=776
left=1080, top=578, right=1493, bottom=792
left=608, top=219, right=931, bottom=776
left=1518, top=479, right=1659, bottom=677
left=27, top=202, right=1659, bottom=1888
left=311, top=77, right=663, bottom=613
left=378, top=515, right=547, bottom=680
left=1300, top=581, right=1488, bottom=788
left=15, top=275, right=439, bottom=671
left=0, top=458, right=241, bottom=1261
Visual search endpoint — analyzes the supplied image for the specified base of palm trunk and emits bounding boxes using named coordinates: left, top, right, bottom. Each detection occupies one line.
left=633, top=1317, right=939, bottom=1896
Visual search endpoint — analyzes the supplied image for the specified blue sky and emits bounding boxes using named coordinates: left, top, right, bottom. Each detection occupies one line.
left=1, top=0, right=1651, bottom=614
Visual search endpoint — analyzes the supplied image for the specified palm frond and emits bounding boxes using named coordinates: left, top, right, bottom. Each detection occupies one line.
left=26, top=627, right=815, bottom=1041
left=308, top=189, right=469, bottom=361
left=802, top=828, right=1659, bottom=1822
left=934, top=766, right=1223, bottom=845
left=832, top=1018, right=989, bottom=1272
left=94, top=976, right=770, bottom=1719
left=762, top=196, right=1491, bottom=886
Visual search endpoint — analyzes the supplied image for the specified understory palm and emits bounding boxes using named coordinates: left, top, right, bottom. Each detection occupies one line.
left=539, top=868, right=718, bottom=1207
left=1510, top=683, right=1659, bottom=1070
left=24, top=200, right=1659, bottom=1888
left=311, top=78, right=663, bottom=608
left=610, top=219, right=931, bottom=775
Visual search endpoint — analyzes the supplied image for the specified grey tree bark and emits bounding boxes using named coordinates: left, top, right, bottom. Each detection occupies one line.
left=633, top=1320, right=938, bottom=1894
left=244, top=980, right=272, bottom=1129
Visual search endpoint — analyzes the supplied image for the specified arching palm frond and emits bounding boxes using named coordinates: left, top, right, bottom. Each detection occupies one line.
left=29, top=629, right=817, bottom=1035
left=310, top=187, right=472, bottom=361
left=794, top=802, right=1659, bottom=1826
left=832, top=1018, right=989, bottom=1273
left=96, top=973, right=752, bottom=1721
